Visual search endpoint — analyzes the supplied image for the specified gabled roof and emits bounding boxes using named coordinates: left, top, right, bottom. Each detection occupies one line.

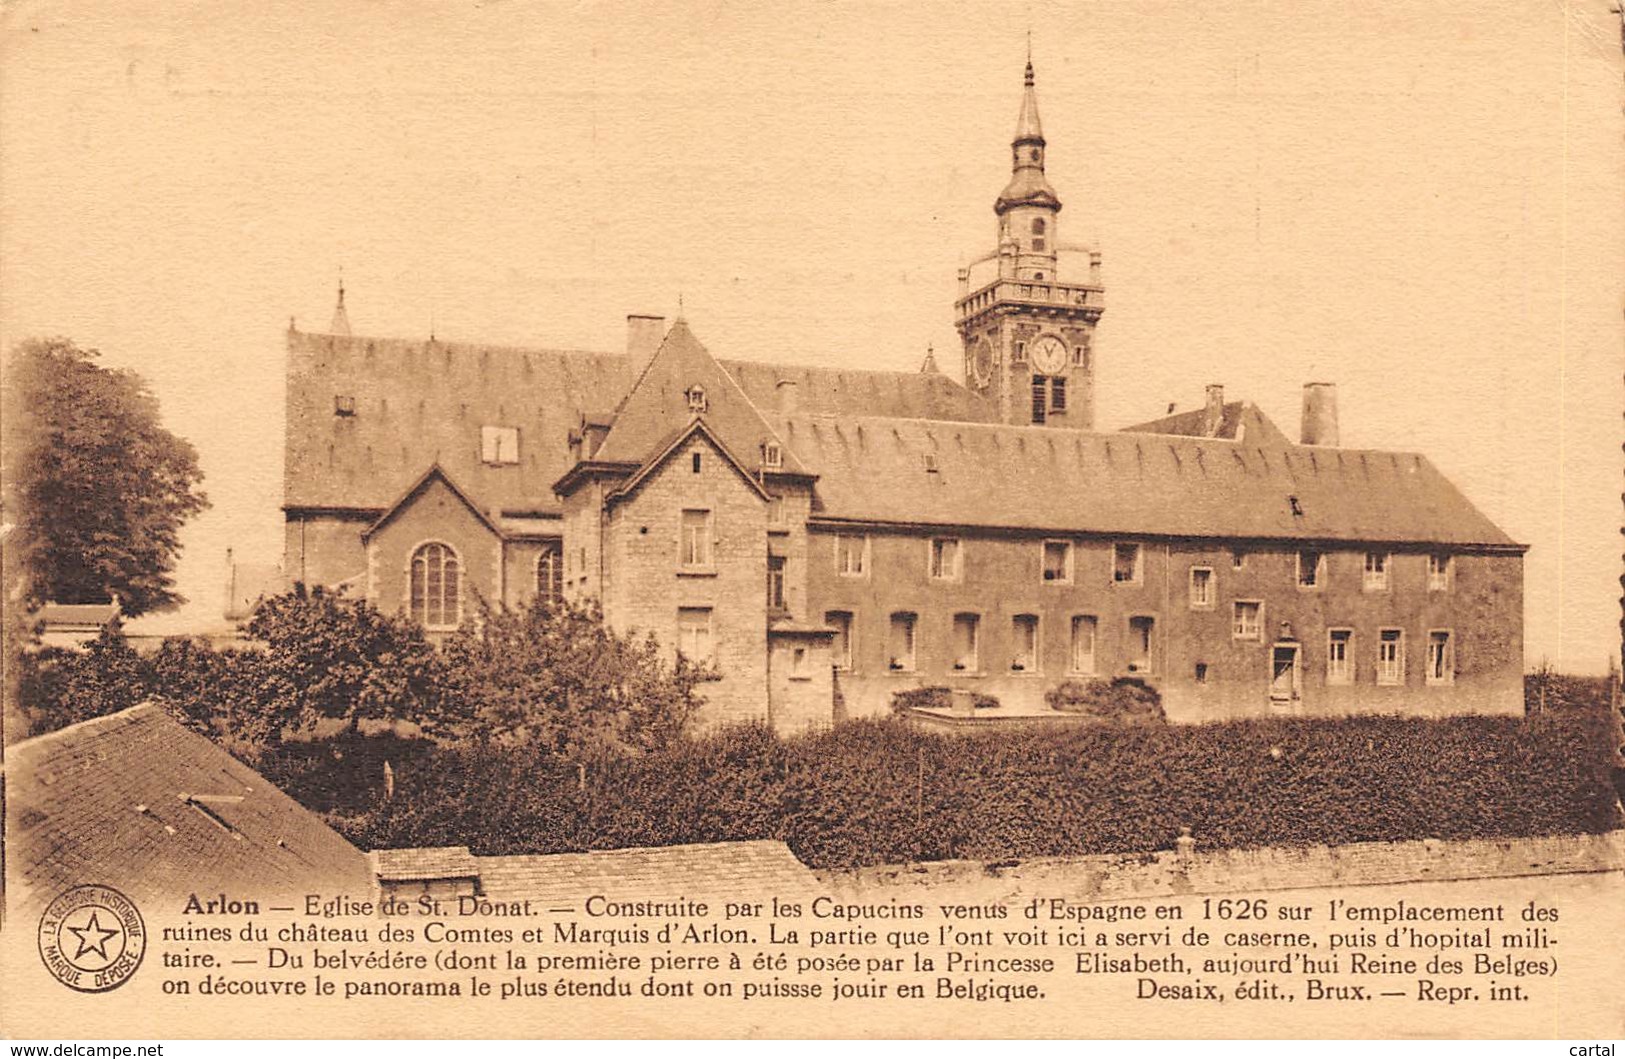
left=7, top=705, right=375, bottom=912
left=373, top=841, right=819, bottom=902
left=1121, top=401, right=1292, bottom=447
left=717, top=358, right=994, bottom=422
left=606, top=417, right=773, bottom=505
left=768, top=413, right=1521, bottom=548
left=285, top=328, right=993, bottom=516
left=593, top=319, right=809, bottom=477
left=361, top=463, right=502, bottom=542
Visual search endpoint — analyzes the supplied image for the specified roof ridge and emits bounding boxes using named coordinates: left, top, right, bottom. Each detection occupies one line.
left=7, top=702, right=156, bottom=755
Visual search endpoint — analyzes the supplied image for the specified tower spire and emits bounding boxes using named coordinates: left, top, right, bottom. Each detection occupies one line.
left=995, top=57, right=1058, bottom=217
left=328, top=269, right=351, bottom=336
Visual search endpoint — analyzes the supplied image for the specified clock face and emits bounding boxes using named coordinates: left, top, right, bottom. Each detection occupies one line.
left=968, top=338, right=994, bottom=388
left=1031, top=335, right=1068, bottom=375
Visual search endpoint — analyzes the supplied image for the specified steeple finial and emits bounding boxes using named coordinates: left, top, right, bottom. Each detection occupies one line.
left=328, top=268, right=352, bottom=336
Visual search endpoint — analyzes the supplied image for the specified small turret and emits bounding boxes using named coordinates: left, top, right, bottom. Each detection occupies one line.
left=328, top=278, right=352, bottom=337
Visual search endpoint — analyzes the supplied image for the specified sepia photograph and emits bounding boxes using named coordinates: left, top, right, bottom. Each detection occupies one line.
left=1, top=0, right=1622, bottom=1044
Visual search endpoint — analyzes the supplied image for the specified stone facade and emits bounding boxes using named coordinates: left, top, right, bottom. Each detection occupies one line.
left=806, top=530, right=1524, bottom=722
left=277, top=59, right=1526, bottom=737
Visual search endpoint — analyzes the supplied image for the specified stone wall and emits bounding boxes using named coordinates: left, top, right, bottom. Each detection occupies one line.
left=601, top=432, right=769, bottom=728
left=820, top=831, right=1625, bottom=902
left=804, top=528, right=1524, bottom=723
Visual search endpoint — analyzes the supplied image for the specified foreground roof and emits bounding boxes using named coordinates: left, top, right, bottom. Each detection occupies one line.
left=7, top=705, right=375, bottom=911
left=769, top=414, right=1521, bottom=548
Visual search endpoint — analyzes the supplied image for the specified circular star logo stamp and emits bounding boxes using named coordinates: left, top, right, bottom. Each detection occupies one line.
left=37, top=884, right=146, bottom=992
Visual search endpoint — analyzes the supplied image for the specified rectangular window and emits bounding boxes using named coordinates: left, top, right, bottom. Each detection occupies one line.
left=835, top=534, right=868, bottom=577
left=1072, top=344, right=1088, bottom=368
left=790, top=645, right=810, bottom=679
left=1427, top=631, right=1454, bottom=685
left=766, top=555, right=786, bottom=611
left=1231, top=549, right=1246, bottom=570
left=480, top=425, right=520, bottom=465
left=1378, top=628, right=1405, bottom=685
left=929, top=538, right=962, bottom=581
left=1011, top=614, right=1039, bottom=672
left=1189, top=566, right=1214, bottom=608
left=1194, top=662, right=1209, bottom=684
left=767, top=495, right=785, bottom=526
left=1031, top=377, right=1047, bottom=424
left=1127, top=616, right=1155, bottom=674
left=1113, top=542, right=1142, bottom=584
left=1327, top=629, right=1353, bottom=684
left=1069, top=616, right=1097, bottom=675
left=826, top=611, right=854, bottom=672
left=1050, top=377, right=1067, bottom=412
left=680, top=509, right=712, bottom=568
left=677, top=607, right=714, bottom=664
left=1232, top=600, right=1262, bottom=640
left=1013, top=340, right=1027, bottom=364
left=1428, top=553, right=1452, bottom=591
left=1297, top=549, right=1325, bottom=588
left=950, top=613, right=980, bottom=672
left=334, top=394, right=356, bottom=416
left=1363, top=551, right=1389, bottom=591
left=1042, top=540, right=1072, bottom=584
left=888, top=612, right=917, bottom=672
left=761, top=442, right=782, bottom=469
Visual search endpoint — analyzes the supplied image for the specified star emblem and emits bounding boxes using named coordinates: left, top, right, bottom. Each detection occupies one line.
left=65, top=910, right=120, bottom=961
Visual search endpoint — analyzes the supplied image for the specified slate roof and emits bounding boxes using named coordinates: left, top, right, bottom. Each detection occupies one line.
left=372, top=841, right=820, bottom=903
left=592, top=320, right=810, bottom=478
left=284, top=328, right=986, bottom=515
left=1120, top=400, right=1291, bottom=447
left=768, top=414, right=1521, bottom=548
left=6, top=704, right=375, bottom=912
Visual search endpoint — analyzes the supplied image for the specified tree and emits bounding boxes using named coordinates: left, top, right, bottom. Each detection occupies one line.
left=244, top=585, right=452, bottom=740
left=439, top=597, right=715, bottom=758
left=2, top=336, right=208, bottom=617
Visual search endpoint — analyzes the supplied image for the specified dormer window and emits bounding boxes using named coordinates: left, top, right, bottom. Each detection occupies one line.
left=480, top=425, right=520, bottom=465
left=686, top=386, right=708, bottom=414
left=761, top=442, right=782, bottom=469
left=334, top=395, right=356, bottom=417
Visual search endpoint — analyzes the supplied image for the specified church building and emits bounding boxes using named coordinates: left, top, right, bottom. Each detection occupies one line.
left=281, top=62, right=1526, bottom=731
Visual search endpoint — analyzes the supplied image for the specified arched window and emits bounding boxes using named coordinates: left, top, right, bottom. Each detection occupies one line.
left=409, top=542, right=460, bottom=628
left=536, top=545, right=563, bottom=605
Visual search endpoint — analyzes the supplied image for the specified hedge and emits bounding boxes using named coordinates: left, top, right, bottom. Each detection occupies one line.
left=272, top=705, right=1623, bottom=871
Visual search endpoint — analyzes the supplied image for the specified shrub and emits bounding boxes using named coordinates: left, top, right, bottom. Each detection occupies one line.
left=1045, top=677, right=1165, bottom=724
left=890, top=686, right=1000, bottom=713
left=438, top=596, right=716, bottom=756
left=326, top=708, right=1622, bottom=870
left=13, top=627, right=149, bottom=736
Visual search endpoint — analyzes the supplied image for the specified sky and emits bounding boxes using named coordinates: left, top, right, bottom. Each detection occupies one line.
left=2, top=0, right=1621, bottom=671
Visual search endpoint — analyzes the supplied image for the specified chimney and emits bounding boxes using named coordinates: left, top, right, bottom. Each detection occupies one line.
left=1203, top=384, right=1225, bottom=437
left=1300, top=382, right=1340, bottom=446
left=776, top=378, right=800, bottom=414
left=626, top=314, right=665, bottom=366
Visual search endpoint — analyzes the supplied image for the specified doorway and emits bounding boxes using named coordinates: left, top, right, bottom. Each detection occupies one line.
left=1270, top=643, right=1301, bottom=709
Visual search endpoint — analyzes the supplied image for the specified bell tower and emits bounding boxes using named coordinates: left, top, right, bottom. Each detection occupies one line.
left=955, top=59, right=1104, bottom=429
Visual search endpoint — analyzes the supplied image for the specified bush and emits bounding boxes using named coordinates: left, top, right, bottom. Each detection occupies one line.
left=439, top=597, right=714, bottom=756
left=326, top=708, right=1623, bottom=870
left=890, top=686, right=999, bottom=713
left=1045, top=677, right=1165, bottom=724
